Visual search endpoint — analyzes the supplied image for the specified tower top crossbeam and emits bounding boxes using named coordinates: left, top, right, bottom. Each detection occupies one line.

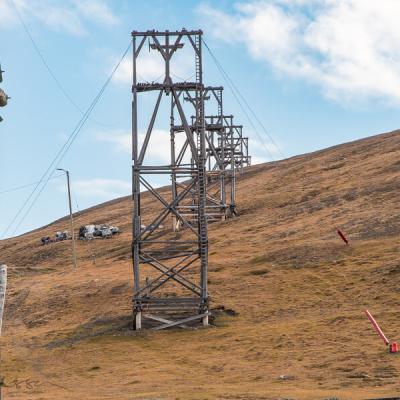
left=132, top=29, right=203, bottom=37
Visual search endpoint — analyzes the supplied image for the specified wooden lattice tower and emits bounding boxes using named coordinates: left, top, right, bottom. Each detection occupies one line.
left=131, top=29, right=209, bottom=330
left=204, top=111, right=251, bottom=216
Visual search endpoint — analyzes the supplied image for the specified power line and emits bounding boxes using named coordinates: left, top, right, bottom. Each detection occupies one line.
left=0, top=174, right=64, bottom=195
left=8, top=0, right=117, bottom=129
left=9, top=0, right=83, bottom=114
left=202, top=39, right=275, bottom=160
left=10, top=41, right=131, bottom=237
left=202, top=39, right=286, bottom=160
left=2, top=40, right=132, bottom=238
left=205, top=48, right=275, bottom=161
left=72, top=190, right=80, bottom=213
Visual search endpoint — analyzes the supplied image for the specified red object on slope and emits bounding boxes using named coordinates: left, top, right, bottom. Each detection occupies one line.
left=337, top=229, right=349, bottom=245
left=390, top=342, right=399, bottom=353
left=365, top=309, right=390, bottom=346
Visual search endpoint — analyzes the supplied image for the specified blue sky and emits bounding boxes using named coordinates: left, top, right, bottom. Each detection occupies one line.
left=1, top=0, right=400, bottom=238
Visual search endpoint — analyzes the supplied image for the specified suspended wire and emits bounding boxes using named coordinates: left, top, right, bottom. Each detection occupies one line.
left=185, top=74, right=196, bottom=82
left=205, top=54, right=275, bottom=160
left=171, top=72, right=186, bottom=81
left=137, top=72, right=149, bottom=82
left=2, top=40, right=132, bottom=238
left=202, top=39, right=286, bottom=160
left=171, top=72, right=195, bottom=82
left=9, top=42, right=131, bottom=237
left=0, top=174, right=64, bottom=195
left=9, top=0, right=79, bottom=111
left=71, top=188, right=80, bottom=213
left=150, top=73, right=164, bottom=83
left=8, top=0, right=116, bottom=129
left=202, top=40, right=275, bottom=161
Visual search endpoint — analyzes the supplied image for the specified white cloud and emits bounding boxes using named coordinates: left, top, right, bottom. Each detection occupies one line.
left=95, top=131, right=130, bottom=153
left=0, top=0, right=16, bottom=28
left=0, top=0, right=118, bottom=35
left=113, top=52, right=165, bottom=84
left=95, top=129, right=190, bottom=164
left=73, top=0, right=118, bottom=27
left=72, top=178, right=130, bottom=197
left=198, top=0, right=400, bottom=106
left=248, top=137, right=280, bottom=164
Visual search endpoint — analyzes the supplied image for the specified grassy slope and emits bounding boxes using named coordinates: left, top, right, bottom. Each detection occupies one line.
left=1, top=130, right=400, bottom=399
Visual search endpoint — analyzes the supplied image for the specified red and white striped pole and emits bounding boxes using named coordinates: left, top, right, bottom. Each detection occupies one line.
left=365, top=309, right=389, bottom=345
left=365, top=309, right=399, bottom=353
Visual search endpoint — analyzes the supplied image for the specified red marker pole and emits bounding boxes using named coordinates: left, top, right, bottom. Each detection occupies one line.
left=365, top=309, right=390, bottom=346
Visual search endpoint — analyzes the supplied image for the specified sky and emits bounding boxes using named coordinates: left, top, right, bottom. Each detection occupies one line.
left=1, top=0, right=400, bottom=238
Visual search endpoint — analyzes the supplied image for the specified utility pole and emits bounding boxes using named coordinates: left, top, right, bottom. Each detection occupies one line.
left=57, top=169, right=77, bottom=269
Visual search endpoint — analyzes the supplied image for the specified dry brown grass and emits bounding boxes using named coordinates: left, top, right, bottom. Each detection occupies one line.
left=1, top=130, right=400, bottom=399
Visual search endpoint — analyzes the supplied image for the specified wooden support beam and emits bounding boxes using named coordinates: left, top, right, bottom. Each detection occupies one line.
left=143, top=314, right=189, bottom=329
left=152, top=312, right=208, bottom=331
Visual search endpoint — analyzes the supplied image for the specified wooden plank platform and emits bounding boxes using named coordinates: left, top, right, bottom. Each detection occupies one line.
left=140, top=297, right=201, bottom=313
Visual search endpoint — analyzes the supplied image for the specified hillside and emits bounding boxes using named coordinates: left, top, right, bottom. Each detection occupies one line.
left=1, top=130, right=400, bottom=399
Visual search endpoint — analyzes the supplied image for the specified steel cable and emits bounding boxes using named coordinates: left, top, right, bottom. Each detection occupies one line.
left=202, top=39, right=286, bottom=160
left=2, top=41, right=132, bottom=238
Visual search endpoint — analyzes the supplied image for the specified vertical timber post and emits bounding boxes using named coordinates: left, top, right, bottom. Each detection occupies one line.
left=218, top=91, right=226, bottom=218
left=230, top=124, right=236, bottom=214
left=196, top=35, right=209, bottom=326
left=170, top=94, right=178, bottom=232
left=66, top=171, right=77, bottom=270
left=132, top=34, right=142, bottom=330
left=0, top=265, right=5, bottom=400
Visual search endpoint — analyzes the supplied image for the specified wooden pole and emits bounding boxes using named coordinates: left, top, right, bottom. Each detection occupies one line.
left=66, top=171, right=77, bottom=270
left=58, top=168, right=78, bottom=269
left=0, top=265, right=6, bottom=335
left=0, top=265, right=5, bottom=400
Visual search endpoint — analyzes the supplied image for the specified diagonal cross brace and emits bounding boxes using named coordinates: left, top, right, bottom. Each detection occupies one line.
left=142, top=314, right=189, bottom=329
left=172, top=89, right=199, bottom=164
left=138, top=250, right=201, bottom=296
left=137, top=252, right=200, bottom=296
left=138, top=90, right=163, bottom=165
left=139, top=176, right=199, bottom=238
left=152, top=312, right=208, bottom=331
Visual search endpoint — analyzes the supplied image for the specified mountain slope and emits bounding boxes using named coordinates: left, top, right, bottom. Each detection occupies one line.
left=1, top=130, right=400, bottom=399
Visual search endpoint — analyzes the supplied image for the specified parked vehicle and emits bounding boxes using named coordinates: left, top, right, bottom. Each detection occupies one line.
left=55, top=231, right=68, bottom=241
left=98, top=225, right=112, bottom=238
left=110, top=226, right=120, bottom=235
left=41, top=236, right=53, bottom=245
left=41, top=231, right=69, bottom=245
left=79, top=225, right=95, bottom=240
left=79, top=224, right=120, bottom=240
